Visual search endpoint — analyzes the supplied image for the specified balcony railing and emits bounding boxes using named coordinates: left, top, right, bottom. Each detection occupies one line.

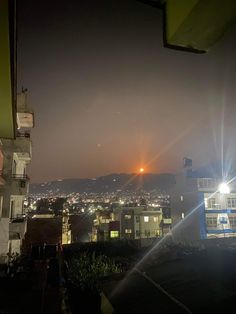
left=16, top=131, right=30, bottom=138
left=10, top=214, right=27, bottom=223
left=12, top=174, right=30, bottom=180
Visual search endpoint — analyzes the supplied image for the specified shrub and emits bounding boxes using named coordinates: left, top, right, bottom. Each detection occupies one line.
left=67, top=252, right=122, bottom=292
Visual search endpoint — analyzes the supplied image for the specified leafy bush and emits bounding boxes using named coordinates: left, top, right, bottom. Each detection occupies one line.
left=68, top=252, right=122, bottom=292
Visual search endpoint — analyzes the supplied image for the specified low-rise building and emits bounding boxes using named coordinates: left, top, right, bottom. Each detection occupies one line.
left=92, top=205, right=163, bottom=246
left=117, top=206, right=162, bottom=244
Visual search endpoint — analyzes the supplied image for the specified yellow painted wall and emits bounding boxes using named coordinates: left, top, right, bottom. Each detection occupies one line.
left=0, top=0, right=15, bottom=138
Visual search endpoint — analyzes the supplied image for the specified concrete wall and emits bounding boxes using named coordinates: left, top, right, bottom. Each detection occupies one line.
left=170, top=171, right=203, bottom=243
left=0, top=218, right=9, bottom=263
left=9, top=239, right=21, bottom=255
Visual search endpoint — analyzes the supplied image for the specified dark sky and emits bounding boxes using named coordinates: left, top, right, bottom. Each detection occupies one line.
left=17, top=0, right=236, bottom=183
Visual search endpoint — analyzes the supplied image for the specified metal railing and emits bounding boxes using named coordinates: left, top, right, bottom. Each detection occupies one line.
left=12, top=174, right=30, bottom=180
left=10, top=214, right=27, bottom=223
left=16, top=131, right=30, bottom=138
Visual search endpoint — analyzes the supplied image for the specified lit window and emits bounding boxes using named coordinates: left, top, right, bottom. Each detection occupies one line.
left=153, top=216, right=158, bottom=222
left=124, top=214, right=132, bottom=220
left=181, top=212, right=185, bottom=219
left=125, top=229, right=132, bottom=234
left=154, top=229, right=160, bottom=236
left=144, top=216, right=149, bottom=222
left=110, top=231, right=119, bottom=238
left=180, top=195, right=184, bottom=202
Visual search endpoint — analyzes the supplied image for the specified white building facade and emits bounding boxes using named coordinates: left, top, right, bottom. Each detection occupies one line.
left=170, top=160, right=236, bottom=243
left=0, top=91, right=34, bottom=263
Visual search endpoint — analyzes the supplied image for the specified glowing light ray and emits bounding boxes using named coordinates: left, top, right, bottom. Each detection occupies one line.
left=220, top=101, right=225, bottom=181
left=135, top=191, right=219, bottom=269
left=113, top=119, right=200, bottom=198
left=225, top=175, right=236, bottom=186
left=111, top=187, right=220, bottom=297
left=135, top=175, right=236, bottom=269
left=114, top=172, right=140, bottom=196
left=142, top=120, right=200, bottom=171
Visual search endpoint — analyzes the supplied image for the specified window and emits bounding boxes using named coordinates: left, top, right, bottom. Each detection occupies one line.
left=197, top=178, right=216, bottom=189
left=229, top=217, right=236, bottom=226
left=207, top=198, right=216, bottom=209
left=154, top=229, right=160, bottom=236
left=153, top=216, right=158, bottom=222
left=180, top=195, right=184, bottom=202
left=110, top=231, right=119, bottom=238
left=144, top=230, right=150, bottom=237
left=125, top=229, right=132, bottom=234
left=227, top=198, right=236, bottom=208
left=135, top=216, right=140, bottom=223
left=101, top=218, right=110, bottom=223
left=206, top=217, right=217, bottom=228
left=135, top=230, right=140, bottom=237
left=144, top=216, right=149, bottom=222
left=124, top=214, right=132, bottom=220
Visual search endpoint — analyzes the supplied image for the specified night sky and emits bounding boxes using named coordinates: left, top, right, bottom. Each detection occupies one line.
left=17, top=0, right=236, bottom=183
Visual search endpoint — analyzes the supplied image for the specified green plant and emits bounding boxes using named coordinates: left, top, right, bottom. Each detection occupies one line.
left=68, top=252, right=122, bottom=292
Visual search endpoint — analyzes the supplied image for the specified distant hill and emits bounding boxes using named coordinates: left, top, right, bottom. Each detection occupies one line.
left=29, top=173, right=175, bottom=195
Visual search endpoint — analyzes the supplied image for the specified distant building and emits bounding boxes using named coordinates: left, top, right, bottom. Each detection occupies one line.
left=170, top=159, right=236, bottom=243
left=69, top=213, right=94, bottom=243
left=92, top=205, right=163, bottom=247
left=92, top=210, right=115, bottom=242
left=24, top=212, right=71, bottom=253
left=116, top=206, right=163, bottom=246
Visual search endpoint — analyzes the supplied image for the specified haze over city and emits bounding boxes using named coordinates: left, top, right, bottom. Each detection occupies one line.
left=17, top=0, right=236, bottom=182
left=2, top=1, right=236, bottom=313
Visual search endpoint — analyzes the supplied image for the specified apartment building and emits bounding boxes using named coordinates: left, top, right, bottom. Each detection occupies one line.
left=92, top=205, right=163, bottom=247
left=0, top=91, right=34, bottom=263
left=92, top=210, right=113, bottom=241
left=117, top=206, right=163, bottom=242
left=170, top=159, right=236, bottom=243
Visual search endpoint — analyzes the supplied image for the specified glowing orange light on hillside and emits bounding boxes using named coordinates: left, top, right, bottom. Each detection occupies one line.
left=139, top=168, right=144, bottom=173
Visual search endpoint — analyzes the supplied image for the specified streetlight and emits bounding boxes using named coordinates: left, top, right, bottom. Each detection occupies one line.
left=219, top=182, right=230, bottom=194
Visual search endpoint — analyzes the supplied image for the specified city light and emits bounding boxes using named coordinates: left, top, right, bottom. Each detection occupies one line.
left=219, top=182, right=230, bottom=194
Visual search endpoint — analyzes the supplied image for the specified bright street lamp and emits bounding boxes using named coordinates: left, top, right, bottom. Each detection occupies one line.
left=219, top=182, right=230, bottom=194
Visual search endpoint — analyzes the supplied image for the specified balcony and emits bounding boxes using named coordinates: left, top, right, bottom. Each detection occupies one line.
left=16, top=92, right=34, bottom=129
left=12, top=174, right=29, bottom=180
left=17, top=112, right=34, bottom=129
left=9, top=215, right=27, bottom=240
left=16, top=131, right=30, bottom=138
left=11, top=174, right=29, bottom=195
left=13, top=135, right=32, bottom=161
